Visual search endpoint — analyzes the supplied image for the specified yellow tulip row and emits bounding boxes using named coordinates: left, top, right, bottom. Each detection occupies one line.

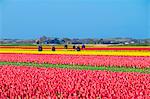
left=0, top=49, right=149, bottom=56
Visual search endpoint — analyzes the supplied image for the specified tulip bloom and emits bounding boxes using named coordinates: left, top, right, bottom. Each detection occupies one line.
left=0, top=53, right=149, bottom=68
left=0, top=66, right=149, bottom=98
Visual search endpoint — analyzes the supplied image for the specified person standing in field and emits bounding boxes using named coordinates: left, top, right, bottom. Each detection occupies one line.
left=82, top=44, right=85, bottom=49
left=73, top=45, right=76, bottom=49
left=38, top=45, right=42, bottom=51
left=64, top=44, right=68, bottom=49
left=52, top=45, right=56, bottom=51
left=76, top=45, right=80, bottom=51
left=36, top=40, right=42, bottom=51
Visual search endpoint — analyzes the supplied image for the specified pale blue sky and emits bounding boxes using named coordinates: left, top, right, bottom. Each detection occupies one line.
left=0, top=0, right=150, bottom=39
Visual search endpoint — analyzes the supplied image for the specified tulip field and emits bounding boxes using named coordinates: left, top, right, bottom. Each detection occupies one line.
left=0, top=54, right=150, bottom=68
left=0, top=45, right=150, bottom=98
left=0, top=66, right=150, bottom=98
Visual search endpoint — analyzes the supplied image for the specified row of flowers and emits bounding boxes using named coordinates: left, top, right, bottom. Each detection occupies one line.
left=1, top=46, right=150, bottom=51
left=83, top=47, right=150, bottom=51
left=0, top=50, right=150, bottom=56
left=0, top=53, right=150, bottom=68
left=0, top=66, right=149, bottom=98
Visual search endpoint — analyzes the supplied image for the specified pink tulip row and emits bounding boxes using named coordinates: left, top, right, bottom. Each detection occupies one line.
left=0, top=66, right=149, bottom=98
left=0, top=53, right=150, bottom=68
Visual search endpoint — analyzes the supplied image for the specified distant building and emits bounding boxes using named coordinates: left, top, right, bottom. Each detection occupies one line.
left=124, top=42, right=129, bottom=45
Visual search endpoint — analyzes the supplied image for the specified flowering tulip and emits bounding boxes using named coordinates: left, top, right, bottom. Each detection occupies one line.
left=0, top=66, right=149, bottom=98
left=0, top=54, right=149, bottom=68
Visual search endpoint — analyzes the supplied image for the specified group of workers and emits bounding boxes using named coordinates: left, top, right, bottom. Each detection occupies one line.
left=38, top=44, right=85, bottom=51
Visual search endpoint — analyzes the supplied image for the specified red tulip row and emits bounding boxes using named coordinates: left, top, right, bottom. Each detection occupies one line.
left=0, top=53, right=150, bottom=68
left=0, top=66, right=149, bottom=98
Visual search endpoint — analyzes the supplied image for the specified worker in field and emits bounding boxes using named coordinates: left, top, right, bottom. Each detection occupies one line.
left=64, top=44, right=68, bottom=49
left=82, top=44, right=85, bottom=49
left=73, top=45, right=76, bottom=49
left=52, top=45, right=56, bottom=51
left=38, top=45, right=42, bottom=51
left=76, top=45, right=80, bottom=51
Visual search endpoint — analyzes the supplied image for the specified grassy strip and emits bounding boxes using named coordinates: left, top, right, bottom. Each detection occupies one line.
left=0, top=62, right=149, bottom=73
